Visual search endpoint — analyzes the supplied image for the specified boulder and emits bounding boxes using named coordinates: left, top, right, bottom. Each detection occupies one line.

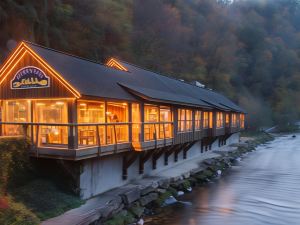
left=120, top=187, right=141, bottom=205
left=140, top=185, right=157, bottom=196
left=158, top=178, right=170, bottom=189
left=139, top=193, right=159, bottom=206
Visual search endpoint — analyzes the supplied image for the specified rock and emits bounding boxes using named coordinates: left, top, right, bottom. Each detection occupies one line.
left=217, top=170, right=222, bottom=176
left=129, top=202, right=145, bottom=218
left=120, top=187, right=141, bottom=205
left=177, top=191, right=184, bottom=196
left=190, top=167, right=205, bottom=175
left=99, top=202, right=124, bottom=219
left=140, top=186, right=156, bottom=196
left=139, top=193, right=159, bottom=206
left=137, top=218, right=144, bottom=225
left=163, top=196, right=177, bottom=205
left=182, top=172, right=190, bottom=179
left=203, top=158, right=216, bottom=166
left=156, top=188, right=166, bottom=194
left=170, top=175, right=183, bottom=182
left=158, top=178, right=170, bottom=189
left=186, top=187, right=192, bottom=192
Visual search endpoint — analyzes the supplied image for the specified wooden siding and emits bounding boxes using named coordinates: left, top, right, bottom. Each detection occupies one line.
left=0, top=51, right=75, bottom=99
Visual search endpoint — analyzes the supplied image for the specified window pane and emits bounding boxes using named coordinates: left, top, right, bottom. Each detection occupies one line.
left=209, top=112, right=213, bottom=128
left=34, top=100, right=68, bottom=145
left=160, top=106, right=172, bottom=138
left=203, top=112, right=209, bottom=128
left=186, top=110, right=192, bottom=131
left=78, top=101, right=105, bottom=146
left=107, top=102, right=128, bottom=144
left=195, top=111, right=201, bottom=130
left=144, top=105, right=159, bottom=141
left=3, top=100, right=31, bottom=136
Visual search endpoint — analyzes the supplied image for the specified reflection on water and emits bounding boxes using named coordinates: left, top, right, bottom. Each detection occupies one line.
left=146, top=134, right=300, bottom=225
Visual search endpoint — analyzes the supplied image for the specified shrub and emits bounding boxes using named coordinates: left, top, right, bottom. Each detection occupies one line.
left=0, top=196, right=40, bottom=225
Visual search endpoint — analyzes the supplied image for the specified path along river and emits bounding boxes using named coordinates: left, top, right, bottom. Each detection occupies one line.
left=146, top=134, right=300, bottom=225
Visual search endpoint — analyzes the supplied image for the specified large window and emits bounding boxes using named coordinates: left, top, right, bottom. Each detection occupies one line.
left=216, top=112, right=224, bottom=128
left=160, top=106, right=172, bottom=138
left=2, top=100, right=31, bottom=136
left=77, top=101, right=105, bottom=145
left=209, top=112, right=213, bottom=128
left=203, top=111, right=209, bottom=129
left=178, top=109, right=193, bottom=132
left=240, top=114, right=245, bottom=128
left=107, top=102, right=128, bottom=144
left=132, top=103, right=141, bottom=142
left=225, top=113, right=230, bottom=126
left=34, top=100, right=68, bottom=145
left=144, top=105, right=159, bottom=141
left=144, top=105, right=172, bottom=141
left=195, top=111, right=201, bottom=131
left=232, top=113, right=237, bottom=127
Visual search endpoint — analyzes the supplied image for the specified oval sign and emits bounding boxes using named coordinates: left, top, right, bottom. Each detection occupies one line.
left=11, top=66, right=50, bottom=89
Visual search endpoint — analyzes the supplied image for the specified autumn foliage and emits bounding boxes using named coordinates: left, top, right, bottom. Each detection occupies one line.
left=0, top=0, right=300, bottom=129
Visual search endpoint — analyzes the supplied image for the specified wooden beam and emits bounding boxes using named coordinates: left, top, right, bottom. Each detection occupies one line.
left=164, top=144, right=179, bottom=165
left=174, top=143, right=188, bottom=162
left=122, top=151, right=139, bottom=180
left=183, top=141, right=196, bottom=159
left=139, top=150, right=154, bottom=174
left=152, top=147, right=164, bottom=170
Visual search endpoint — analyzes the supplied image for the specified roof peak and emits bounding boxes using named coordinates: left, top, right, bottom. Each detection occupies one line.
left=23, top=40, right=106, bottom=67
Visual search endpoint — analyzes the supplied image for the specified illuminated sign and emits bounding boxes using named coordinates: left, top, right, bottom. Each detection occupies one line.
left=11, top=66, right=50, bottom=89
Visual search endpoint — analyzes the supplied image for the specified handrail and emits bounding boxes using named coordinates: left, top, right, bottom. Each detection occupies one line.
left=0, top=121, right=175, bottom=152
left=0, top=121, right=174, bottom=126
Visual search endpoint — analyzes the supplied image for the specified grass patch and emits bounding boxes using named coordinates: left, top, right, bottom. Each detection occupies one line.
left=11, top=179, right=84, bottom=221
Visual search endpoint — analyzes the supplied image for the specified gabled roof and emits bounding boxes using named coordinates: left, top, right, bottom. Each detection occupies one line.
left=6, top=41, right=245, bottom=112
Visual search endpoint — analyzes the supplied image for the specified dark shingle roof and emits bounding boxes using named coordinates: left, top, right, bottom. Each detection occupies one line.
left=25, top=41, right=245, bottom=112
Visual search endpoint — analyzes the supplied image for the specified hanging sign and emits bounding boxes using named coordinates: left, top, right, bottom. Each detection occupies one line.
left=11, top=66, right=50, bottom=89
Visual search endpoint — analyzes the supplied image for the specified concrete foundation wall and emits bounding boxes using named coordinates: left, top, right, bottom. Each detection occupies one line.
left=80, top=133, right=240, bottom=199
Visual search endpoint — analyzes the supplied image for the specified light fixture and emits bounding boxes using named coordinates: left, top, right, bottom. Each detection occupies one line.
left=56, top=102, right=64, bottom=106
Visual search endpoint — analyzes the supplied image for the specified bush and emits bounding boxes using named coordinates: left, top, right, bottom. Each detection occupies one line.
left=0, top=138, right=33, bottom=195
left=0, top=196, right=40, bottom=225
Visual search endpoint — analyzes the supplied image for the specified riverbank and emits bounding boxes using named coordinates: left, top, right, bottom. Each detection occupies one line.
left=41, top=132, right=273, bottom=225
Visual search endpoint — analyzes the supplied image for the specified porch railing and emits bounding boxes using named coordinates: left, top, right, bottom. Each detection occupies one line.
left=0, top=121, right=174, bottom=152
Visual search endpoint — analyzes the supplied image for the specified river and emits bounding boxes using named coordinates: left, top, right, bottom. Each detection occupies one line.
left=146, top=134, right=300, bottom=225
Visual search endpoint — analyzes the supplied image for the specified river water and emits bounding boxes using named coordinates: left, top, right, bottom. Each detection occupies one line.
left=146, top=134, right=300, bottom=225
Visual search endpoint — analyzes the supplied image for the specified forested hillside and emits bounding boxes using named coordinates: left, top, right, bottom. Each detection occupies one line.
left=1, top=0, right=300, bottom=129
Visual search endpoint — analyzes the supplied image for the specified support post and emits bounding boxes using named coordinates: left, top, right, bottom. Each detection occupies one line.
left=139, top=150, right=153, bottom=174
left=183, top=141, right=196, bottom=159
left=152, top=147, right=168, bottom=169
left=174, top=143, right=187, bottom=162
left=122, top=151, right=139, bottom=180
left=164, top=144, right=178, bottom=165
left=68, top=99, right=78, bottom=150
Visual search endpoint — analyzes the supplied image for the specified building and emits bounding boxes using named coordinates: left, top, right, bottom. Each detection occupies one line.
left=0, top=41, right=246, bottom=199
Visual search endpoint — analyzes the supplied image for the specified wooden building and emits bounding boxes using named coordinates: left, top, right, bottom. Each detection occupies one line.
left=0, top=41, right=246, bottom=198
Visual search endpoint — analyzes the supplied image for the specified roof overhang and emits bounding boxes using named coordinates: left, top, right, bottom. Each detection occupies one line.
left=119, top=83, right=212, bottom=109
